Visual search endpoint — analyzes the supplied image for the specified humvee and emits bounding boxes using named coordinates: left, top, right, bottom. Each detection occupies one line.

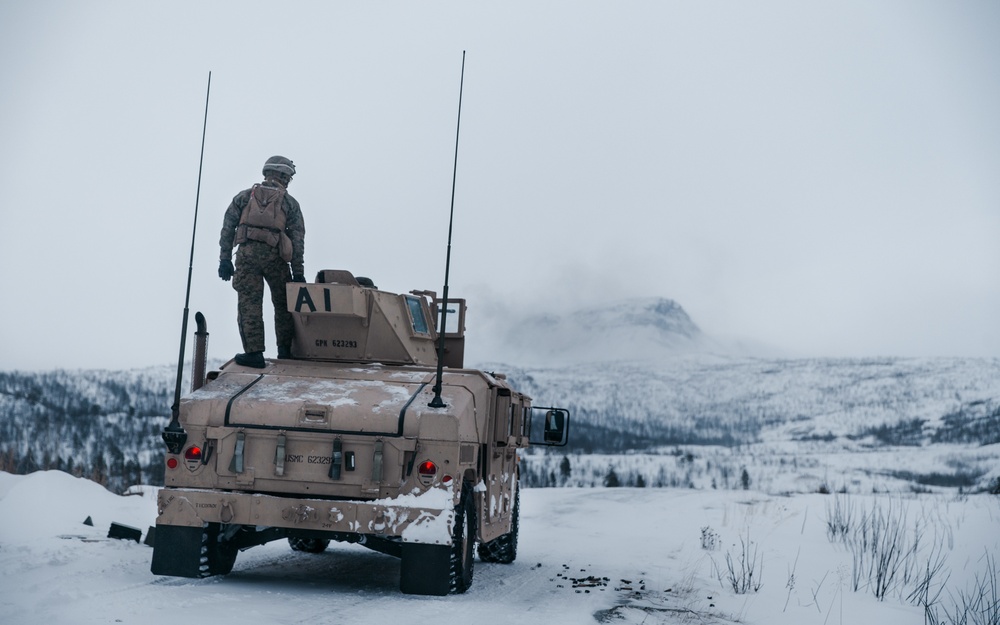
left=151, top=269, right=569, bottom=595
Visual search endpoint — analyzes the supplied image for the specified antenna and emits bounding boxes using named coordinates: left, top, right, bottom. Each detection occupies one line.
left=163, top=71, right=211, bottom=453
left=429, top=52, right=466, bottom=409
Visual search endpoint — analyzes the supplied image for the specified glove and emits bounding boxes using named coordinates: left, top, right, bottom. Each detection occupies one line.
left=219, top=259, right=234, bottom=281
left=292, top=273, right=306, bottom=283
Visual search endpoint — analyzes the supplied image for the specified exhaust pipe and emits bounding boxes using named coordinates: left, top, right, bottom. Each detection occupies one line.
left=191, top=312, right=209, bottom=392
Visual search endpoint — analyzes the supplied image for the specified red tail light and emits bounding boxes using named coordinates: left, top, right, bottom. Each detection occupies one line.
left=418, top=460, right=437, bottom=476
left=182, top=445, right=204, bottom=471
left=417, top=460, right=437, bottom=486
left=166, top=457, right=178, bottom=469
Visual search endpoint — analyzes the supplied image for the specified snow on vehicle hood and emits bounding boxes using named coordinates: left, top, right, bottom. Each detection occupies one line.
left=182, top=372, right=428, bottom=433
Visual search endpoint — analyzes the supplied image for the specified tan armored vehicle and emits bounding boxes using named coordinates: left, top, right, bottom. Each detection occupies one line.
left=151, top=270, right=569, bottom=595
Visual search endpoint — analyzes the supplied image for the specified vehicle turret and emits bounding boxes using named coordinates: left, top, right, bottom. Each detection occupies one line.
left=286, top=269, right=464, bottom=367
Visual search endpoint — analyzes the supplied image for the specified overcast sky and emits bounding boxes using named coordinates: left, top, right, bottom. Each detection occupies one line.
left=2, top=1, right=998, bottom=371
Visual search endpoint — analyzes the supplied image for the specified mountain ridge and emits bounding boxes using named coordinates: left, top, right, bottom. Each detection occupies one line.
left=470, top=295, right=753, bottom=365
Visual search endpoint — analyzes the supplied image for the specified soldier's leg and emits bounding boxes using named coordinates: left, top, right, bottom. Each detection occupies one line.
left=232, top=245, right=267, bottom=354
left=263, top=256, right=295, bottom=354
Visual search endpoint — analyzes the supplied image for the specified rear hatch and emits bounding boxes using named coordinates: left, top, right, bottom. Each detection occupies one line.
left=181, top=366, right=435, bottom=498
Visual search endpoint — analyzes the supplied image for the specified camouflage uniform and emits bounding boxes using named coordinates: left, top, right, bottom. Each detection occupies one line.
left=219, top=186, right=305, bottom=355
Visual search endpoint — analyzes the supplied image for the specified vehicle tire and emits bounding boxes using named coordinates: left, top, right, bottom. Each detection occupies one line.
left=450, top=481, right=477, bottom=593
left=477, top=479, right=519, bottom=564
left=288, top=537, right=331, bottom=553
left=199, top=522, right=239, bottom=578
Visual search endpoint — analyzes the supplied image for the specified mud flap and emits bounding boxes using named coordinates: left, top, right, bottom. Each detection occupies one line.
left=399, top=543, right=451, bottom=596
left=150, top=524, right=203, bottom=578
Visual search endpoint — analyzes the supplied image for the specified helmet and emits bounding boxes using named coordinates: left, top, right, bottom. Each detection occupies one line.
left=262, top=156, right=296, bottom=177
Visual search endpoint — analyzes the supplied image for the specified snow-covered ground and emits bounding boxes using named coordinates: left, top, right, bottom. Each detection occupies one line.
left=1, top=471, right=996, bottom=624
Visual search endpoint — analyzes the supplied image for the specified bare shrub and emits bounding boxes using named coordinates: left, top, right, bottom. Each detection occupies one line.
left=700, top=526, right=720, bottom=551
left=717, top=527, right=763, bottom=594
left=783, top=548, right=800, bottom=613
left=930, top=551, right=1000, bottom=625
left=845, top=498, right=909, bottom=600
left=825, top=493, right=856, bottom=543
left=835, top=496, right=953, bottom=608
left=906, top=541, right=950, bottom=618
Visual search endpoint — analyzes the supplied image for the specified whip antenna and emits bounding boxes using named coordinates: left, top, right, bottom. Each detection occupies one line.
left=429, top=52, right=466, bottom=409
left=163, top=71, right=211, bottom=453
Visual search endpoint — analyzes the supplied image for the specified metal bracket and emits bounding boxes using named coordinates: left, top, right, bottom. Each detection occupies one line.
left=229, top=430, right=246, bottom=474
left=372, top=440, right=384, bottom=483
left=329, top=437, right=343, bottom=480
left=274, top=432, right=287, bottom=476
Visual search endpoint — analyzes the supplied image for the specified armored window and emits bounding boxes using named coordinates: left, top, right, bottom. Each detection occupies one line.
left=516, top=403, right=527, bottom=437
left=404, top=295, right=430, bottom=336
left=494, top=393, right=512, bottom=443
left=436, top=298, right=466, bottom=337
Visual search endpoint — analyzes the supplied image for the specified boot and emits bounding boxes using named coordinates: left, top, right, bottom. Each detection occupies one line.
left=234, top=351, right=266, bottom=368
left=277, top=346, right=292, bottom=359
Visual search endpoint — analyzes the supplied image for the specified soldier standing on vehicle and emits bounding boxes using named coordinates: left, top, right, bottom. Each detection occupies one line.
left=218, top=156, right=306, bottom=368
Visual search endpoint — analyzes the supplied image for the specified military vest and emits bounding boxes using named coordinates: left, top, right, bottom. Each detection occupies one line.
left=234, top=184, right=292, bottom=261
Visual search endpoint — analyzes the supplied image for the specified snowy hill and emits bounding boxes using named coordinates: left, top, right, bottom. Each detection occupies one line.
left=501, top=355, right=1000, bottom=494
left=469, top=296, right=736, bottom=365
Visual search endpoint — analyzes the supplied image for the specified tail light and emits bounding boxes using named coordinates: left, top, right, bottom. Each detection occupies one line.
left=183, top=445, right=203, bottom=470
left=417, top=460, right=437, bottom=486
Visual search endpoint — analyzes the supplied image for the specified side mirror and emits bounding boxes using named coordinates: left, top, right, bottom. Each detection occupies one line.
left=529, top=407, right=570, bottom=447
